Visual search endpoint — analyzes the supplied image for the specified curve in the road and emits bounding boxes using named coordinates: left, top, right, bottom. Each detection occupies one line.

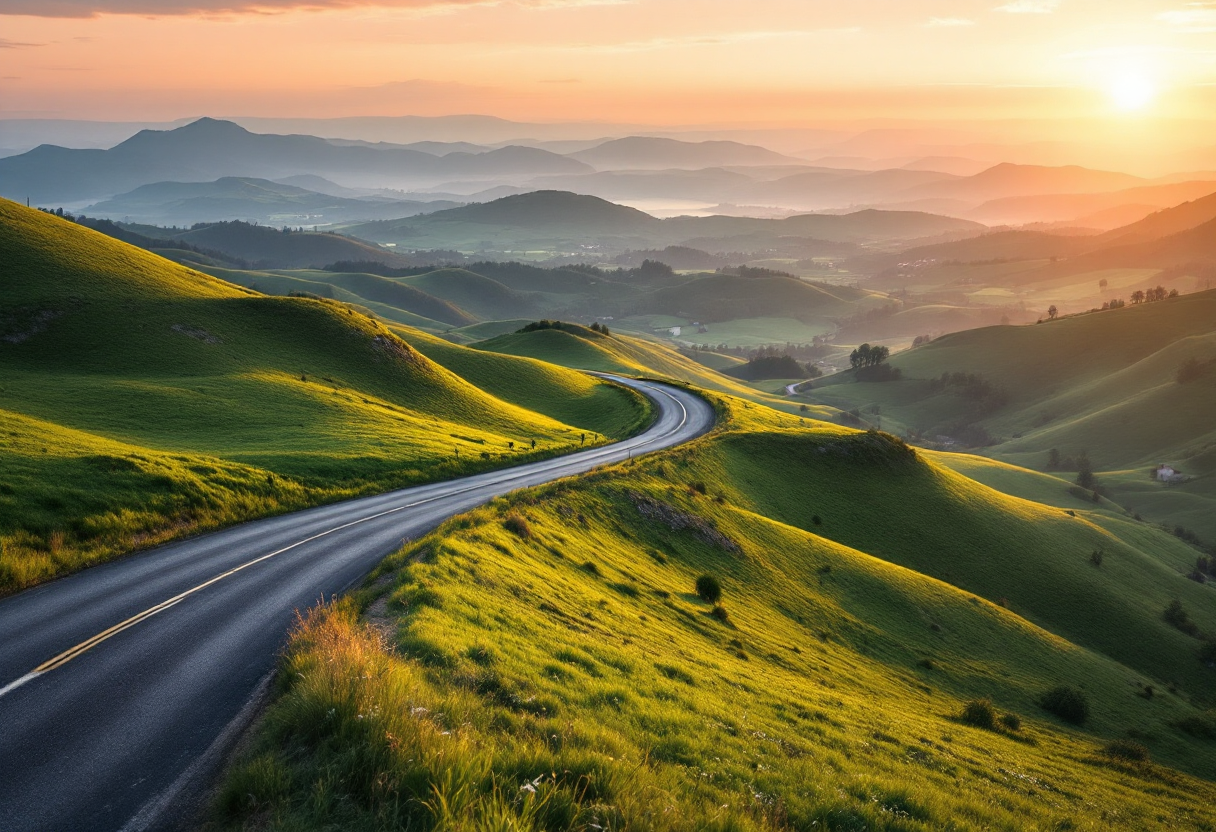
left=0, top=376, right=715, bottom=832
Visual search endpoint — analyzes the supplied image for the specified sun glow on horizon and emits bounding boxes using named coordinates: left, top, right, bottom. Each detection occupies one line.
left=1108, top=71, right=1157, bottom=112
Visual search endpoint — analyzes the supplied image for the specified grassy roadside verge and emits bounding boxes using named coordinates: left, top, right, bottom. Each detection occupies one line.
left=212, top=394, right=1216, bottom=831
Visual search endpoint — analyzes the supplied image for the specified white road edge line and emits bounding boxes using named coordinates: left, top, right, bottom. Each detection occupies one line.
left=0, top=379, right=692, bottom=699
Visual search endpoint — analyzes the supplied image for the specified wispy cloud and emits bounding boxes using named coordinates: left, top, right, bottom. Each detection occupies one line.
left=1158, top=3, right=1216, bottom=32
left=994, top=0, right=1059, bottom=13
left=552, top=28, right=863, bottom=54
left=0, top=38, right=44, bottom=47
left=0, top=0, right=622, bottom=18
left=925, top=17, right=975, bottom=27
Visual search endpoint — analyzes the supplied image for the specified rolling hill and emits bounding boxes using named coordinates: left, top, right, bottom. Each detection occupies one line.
left=88, top=218, right=409, bottom=270
left=966, top=179, right=1216, bottom=227
left=218, top=394, right=1216, bottom=830
left=903, top=162, right=1147, bottom=203
left=0, top=198, right=649, bottom=593
left=83, top=176, right=461, bottom=226
left=342, top=190, right=986, bottom=255
left=800, top=289, right=1216, bottom=539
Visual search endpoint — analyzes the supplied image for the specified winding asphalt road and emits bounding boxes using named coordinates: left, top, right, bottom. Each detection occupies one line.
left=0, top=376, right=715, bottom=832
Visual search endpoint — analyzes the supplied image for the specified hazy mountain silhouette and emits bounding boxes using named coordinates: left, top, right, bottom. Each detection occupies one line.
left=570, top=136, right=799, bottom=170
left=0, top=118, right=592, bottom=203
left=85, top=176, right=461, bottom=226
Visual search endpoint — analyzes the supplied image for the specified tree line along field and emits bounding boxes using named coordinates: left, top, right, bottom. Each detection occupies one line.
left=213, top=395, right=1216, bottom=831
left=0, top=199, right=651, bottom=593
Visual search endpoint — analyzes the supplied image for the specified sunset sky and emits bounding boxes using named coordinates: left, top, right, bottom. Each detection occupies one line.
left=2, top=0, right=1215, bottom=125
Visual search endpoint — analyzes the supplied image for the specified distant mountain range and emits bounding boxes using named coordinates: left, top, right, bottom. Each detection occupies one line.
left=6, top=118, right=1216, bottom=230
left=0, top=118, right=592, bottom=203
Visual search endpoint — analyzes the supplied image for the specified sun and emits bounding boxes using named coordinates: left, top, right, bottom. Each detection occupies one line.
left=1108, top=71, right=1156, bottom=112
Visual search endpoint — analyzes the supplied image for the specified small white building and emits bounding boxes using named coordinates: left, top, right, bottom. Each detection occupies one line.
left=669, top=326, right=682, bottom=337
left=1156, top=464, right=1182, bottom=482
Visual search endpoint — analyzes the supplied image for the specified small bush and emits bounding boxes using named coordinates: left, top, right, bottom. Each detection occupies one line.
left=503, top=513, right=532, bottom=539
left=960, top=699, right=998, bottom=730
left=1039, top=686, right=1089, bottom=725
left=1104, top=739, right=1150, bottom=762
left=695, top=574, right=722, bottom=603
left=1000, top=713, right=1021, bottom=732
left=581, top=561, right=601, bottom=576
left=1164, top=599, right=1200, bottom=637
left=710, top=604, right=730, bottom=622
left=1089, top=550, right=1103, bottom=567
left=1172, top=712, right=1216, bottom=739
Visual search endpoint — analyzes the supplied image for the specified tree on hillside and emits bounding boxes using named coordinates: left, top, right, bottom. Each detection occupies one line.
left=1076, top=452, right=1096, bottom=490
left=1131, top=290, right=1145, bottom=304
left=1047, top=305, right=1058, bottom=320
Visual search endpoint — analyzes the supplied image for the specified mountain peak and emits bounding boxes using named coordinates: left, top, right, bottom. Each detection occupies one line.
left=178, top=117, right=253, bottom=136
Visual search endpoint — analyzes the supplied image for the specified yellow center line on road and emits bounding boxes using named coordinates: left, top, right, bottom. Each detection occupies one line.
left=0, top=380, right=690, bottom=700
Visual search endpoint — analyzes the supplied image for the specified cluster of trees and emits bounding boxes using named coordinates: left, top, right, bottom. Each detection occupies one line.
left=911, top=334, right=934, bottom=347
left=1099, top=298, right=1126, bottom=310
left=717, top=265, right=798, bottom=280
left=1131, top=286, right=1178, bottom=304
left=849, top=343, right=890, bottom=369
left=1046, top=448, right=1090, bottom=472
left=686, top=340, right=831, bottom=361
left=849, top=343, right=902, bottom=382
left=726, top=346, right=820, bottom=381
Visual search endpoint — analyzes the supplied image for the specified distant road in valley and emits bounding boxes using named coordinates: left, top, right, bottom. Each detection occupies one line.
left=0, top=376, right=715, bottom=832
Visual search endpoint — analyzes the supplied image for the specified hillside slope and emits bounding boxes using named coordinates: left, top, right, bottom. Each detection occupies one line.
left=800, top=290, right=1216, bottom=537
left=474, top=322, right=839, bottom=420
left=0, top=199, right=647, bottom=592
left=218, top=401, right=1216, bottom=831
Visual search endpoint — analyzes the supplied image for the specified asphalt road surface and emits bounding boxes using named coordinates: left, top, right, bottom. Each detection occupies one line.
left=0, top=376, right=715, bottom=832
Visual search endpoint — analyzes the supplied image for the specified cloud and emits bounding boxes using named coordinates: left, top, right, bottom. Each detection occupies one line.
left=0, top=38, right=44, bottom=47
left=925, top=17, right=975, bottom=27
left=0, top=0, right=614, bottom=18
left=994, top=0, right=1058, bottom=12
left=1158, top=4, right=1216, bottom=32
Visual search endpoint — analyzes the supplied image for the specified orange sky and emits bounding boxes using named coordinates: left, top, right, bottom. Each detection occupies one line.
left=2, top=0, right=1215, bottom=125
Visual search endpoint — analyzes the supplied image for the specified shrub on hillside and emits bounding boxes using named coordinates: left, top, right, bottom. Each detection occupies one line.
left=1039, top=686, right=1089, bottom=725
left=1103, top=740, right=1150, bottom=763
left=1164, top=599, right=1200, bottom=637
left=695, top=574, right=722, bottom=604
left=1172, top=712, right=1216, bottom=739
left=959, top=699, right=998, bottom=730
left=1000, top=713, right=1022, bottom=732
left=503, top=514, right=532, bottom=539
left=710, top=604, right=730, bottom=623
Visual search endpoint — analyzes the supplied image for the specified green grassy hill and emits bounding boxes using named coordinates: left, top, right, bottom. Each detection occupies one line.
left=645, top=273, right=883, bottom=324
left=202, top=266, right=475, bottom=328
left=216, top=398, right=1216, bottom=831
left=0, top=199, right=648, bottom=593
left=473, top=323, right=840, bottom=420
left=396, top=268, right=533, bottom=320
left=800, top=290, right=1216, bottom=539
